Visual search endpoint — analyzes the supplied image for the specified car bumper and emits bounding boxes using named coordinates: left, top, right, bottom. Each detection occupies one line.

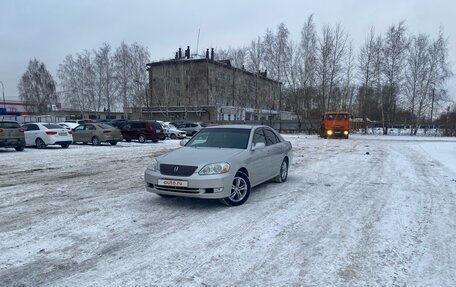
left=0, top=138, right=25, bottom=148
left=102, top=135, right=123, bottom=142
left=144, top=169, right=234, bottom=199
left=176, top=133, right=186, bottom=139
left=45, top=135, right=74, bottom=145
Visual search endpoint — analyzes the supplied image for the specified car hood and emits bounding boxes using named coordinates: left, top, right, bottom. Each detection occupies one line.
left=158, top=147, right=244, bottom=167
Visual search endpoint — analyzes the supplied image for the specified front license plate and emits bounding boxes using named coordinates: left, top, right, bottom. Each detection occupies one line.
left=158, top=179, right=188, bottom=187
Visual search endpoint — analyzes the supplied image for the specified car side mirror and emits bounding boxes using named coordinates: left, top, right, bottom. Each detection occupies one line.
left=179, top=139, right=188, bottom=146
left=252, top=142, right=266, bottom=151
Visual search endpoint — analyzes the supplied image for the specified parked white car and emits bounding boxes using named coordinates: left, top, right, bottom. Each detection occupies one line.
left=22, top=123, right=73, bottom=149
left=163, top=122, right=186, bottom=139
left=144, top=125, right=293, bottom=206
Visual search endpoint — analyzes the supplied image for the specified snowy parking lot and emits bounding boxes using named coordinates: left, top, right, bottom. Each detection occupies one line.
left=1, top=134, right=455, bottom=286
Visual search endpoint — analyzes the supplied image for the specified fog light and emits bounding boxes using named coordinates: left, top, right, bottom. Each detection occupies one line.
left=214, top=187, right=224, bottom=193
left=327, top=130, right=333, bottom=136
left=344, top=130, right=349, bottom=135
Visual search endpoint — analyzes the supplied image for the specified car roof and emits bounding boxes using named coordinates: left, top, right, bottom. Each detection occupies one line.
left=204, top=124, right=267, bottom=129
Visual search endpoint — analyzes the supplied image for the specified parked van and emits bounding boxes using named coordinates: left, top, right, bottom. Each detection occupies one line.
left=121, top=121, right=165, bottom=143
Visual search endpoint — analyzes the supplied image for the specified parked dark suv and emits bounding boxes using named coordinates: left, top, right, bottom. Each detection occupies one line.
left=0, top=120, right=25, bottom=151
left=121, top=121, right=165, bottom=143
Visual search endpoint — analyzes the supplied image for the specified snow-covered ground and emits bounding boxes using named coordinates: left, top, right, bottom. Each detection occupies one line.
left=1, top=134, right=455, bottom=286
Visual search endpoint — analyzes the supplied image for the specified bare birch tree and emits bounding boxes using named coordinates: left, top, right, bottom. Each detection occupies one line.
left=113, top=41, right=133, bottom=112
left=130, top=43, right=151, bottom=108
left=326, top=24, right=347, bottom=111
left=381, top=21, right=408, bottom=133
left=246, top=37, right=264, bottom=110
left=358, top=27, right=377, bottom=133
left=316, top=25, right=334, bottom=114
left=18, top=59, right=57, bottom=114
left=341, top=41, right=356, bottom=113
left=405, top=29, right=452, bottom=134
left=299, top=14, right=318, bottom=119
left=94, top=43, right=117, bottom=114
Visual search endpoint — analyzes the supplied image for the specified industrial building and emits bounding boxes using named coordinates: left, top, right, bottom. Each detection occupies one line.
left=142, top=47, right=290, bottom=121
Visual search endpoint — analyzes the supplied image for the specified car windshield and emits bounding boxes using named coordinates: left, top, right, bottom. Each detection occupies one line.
left=327, top=114, right=349, bottom=120
left=186, top=128, right=251, bottom=149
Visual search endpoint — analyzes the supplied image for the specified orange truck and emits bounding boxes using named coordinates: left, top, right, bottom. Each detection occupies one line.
left=320, top=112, right=350, bottom=139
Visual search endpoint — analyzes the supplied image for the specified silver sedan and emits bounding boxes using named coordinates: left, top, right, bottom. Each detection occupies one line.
left=144, top=125, right=292, bottom=206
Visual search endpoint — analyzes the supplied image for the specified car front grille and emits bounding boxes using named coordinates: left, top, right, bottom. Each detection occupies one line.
left=160, top=164, right=198, bottom=177
left=153, top=184, right=200, bottom=193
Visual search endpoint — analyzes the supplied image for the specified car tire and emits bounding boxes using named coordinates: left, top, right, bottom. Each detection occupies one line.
left=138, top=134, right=146, bottom=143
left=274, top=158, right=289, bottom=183
left=15, top=145, right=25, bottom=152
left=152, top=139, right=158, bottom=143
left=125, top=139, right=131, bottom=142
left=170, top=134, right=176, bottom=139
left=35, top=138, right=46, bottom=149
left=61, top=144, right=70, bottom=148
left=92, top=136, right=101, bottom=146
left=109, top=141, right=118, bottom=145
left=82, top=142, right=88, bottom=145
left=222, top=172, right=251, bottom=206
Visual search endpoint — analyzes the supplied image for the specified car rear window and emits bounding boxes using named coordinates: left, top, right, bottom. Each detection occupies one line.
left=97, top=123, right=113, bottom=129
left=151, top=122, right=162, bottom=129
left=43, top=124, right=65, bottom=129
left=0, top=122, right=21, bottom=128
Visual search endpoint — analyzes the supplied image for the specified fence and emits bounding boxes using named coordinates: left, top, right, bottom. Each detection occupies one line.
left=0, top=115, right=66, bottom=124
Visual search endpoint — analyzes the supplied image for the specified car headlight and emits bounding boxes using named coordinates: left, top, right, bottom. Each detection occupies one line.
left=147, top=158, right=159, bottom=171
left=327, top=130, right=333, bottom=136
left=199, top=162, right=230, bottom=175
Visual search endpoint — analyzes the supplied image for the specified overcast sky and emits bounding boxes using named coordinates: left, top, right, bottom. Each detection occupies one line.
left=1, top=0, right=454, bottom=102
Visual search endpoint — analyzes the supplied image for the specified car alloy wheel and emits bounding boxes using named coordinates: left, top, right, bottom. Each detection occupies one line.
left=36, top=138, right=46, bottom=149
left=170, top=134, right=176, bottom=139
left=223, top=172, right=251, bottom=206
left=275, top=158, right=288, bottom=183
left=138, top=134, right=146, bottom=143
left=92, top=136, right=101, bottom=146
left=280, top=159, right=288, bottom=182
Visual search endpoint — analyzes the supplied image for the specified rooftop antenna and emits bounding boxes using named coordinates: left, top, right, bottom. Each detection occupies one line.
left=196, top=28, right=200, bottom=56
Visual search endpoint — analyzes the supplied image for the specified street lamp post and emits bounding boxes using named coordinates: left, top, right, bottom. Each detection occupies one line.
left=0, top=80, right=5, bottom=109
